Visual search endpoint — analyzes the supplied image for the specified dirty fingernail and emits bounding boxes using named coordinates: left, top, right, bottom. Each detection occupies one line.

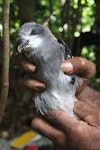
left=35, top=83, right=46, bottom=90
left=27, top=65, right=36, bottom=72
left=61, top=62, right=73, bottom=73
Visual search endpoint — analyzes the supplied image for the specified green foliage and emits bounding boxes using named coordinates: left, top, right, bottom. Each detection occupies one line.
left=81, top=45, right=96, bottom=62
left=74, top=0, right=95, bottom=37
left=0, top=0, right=96, bottom=48
left=34, top=0, right=62, bottom=37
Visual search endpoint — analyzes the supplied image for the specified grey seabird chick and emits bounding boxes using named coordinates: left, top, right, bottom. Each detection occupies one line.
left=17, top=22, right=81, bottom=117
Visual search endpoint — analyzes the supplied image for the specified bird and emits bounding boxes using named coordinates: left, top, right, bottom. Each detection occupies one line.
left=17, top=22, right=81, bottom=117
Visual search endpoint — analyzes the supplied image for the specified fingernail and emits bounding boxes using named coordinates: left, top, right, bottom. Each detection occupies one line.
left=28, top=65, right=36, bottom=72
left=61, top=62, right=73, bottom=73
left=36, top=83, right=46, bottom=90
left=39, top=84, right=46, bottom=89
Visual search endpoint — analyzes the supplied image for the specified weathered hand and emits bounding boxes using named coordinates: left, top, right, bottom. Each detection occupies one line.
left=62, top=57, right=95, bottom=79
left=61, top=57, right=96, bottom=99
left=32, top=101, right=100, bottom=150
left=12, top=52, right=46, bottom=91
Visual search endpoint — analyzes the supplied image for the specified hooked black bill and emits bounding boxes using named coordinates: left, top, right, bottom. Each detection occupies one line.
left=18, top=39, right=29, bottom=53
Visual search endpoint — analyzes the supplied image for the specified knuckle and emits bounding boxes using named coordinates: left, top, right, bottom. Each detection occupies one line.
left=79, top=57, right=86, bottom=66
left=79, top=57, right=96, bottom=78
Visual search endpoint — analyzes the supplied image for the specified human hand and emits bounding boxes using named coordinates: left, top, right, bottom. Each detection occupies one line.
left=12, top=52, right=46, bottom=91
left=32, top=100, right=100, bottom=150
left=61, top=57, right=96, bottom=99
left=62, top=57, right=95, bottom=80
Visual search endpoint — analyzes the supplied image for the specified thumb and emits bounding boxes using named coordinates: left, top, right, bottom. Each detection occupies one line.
left=61, top=57, right=96, bottom=79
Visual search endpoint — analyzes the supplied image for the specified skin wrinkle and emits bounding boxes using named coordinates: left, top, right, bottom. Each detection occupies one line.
left=31, top=117, right=66, bottom=145
left=74, top=100, right=100, bottom=127
left=70, top=124, right=95, bottom=150
left=77, top=86, right=100, bottom=109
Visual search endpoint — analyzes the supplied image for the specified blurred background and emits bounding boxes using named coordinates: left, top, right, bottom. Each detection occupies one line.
left=0, top=0, right=100, bottom=141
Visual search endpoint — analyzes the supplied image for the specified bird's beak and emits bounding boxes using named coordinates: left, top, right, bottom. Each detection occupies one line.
left=17, top=39, right=29, bottom=53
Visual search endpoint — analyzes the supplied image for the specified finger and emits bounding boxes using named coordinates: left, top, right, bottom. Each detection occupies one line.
left=45, top=111, right=100, bottom=149
left=12, top=52, right=36, bottom=72
left=31, top=117, right=66, bottom=145
left=61, top=57, right=96, bottom=79
left=18, top=79, right=46, bottom=91
left=46, top=110, right=81, bottom=134
left=74, top=100, right=100, bottom=127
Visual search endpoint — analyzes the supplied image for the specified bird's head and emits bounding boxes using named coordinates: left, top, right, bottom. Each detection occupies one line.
left=17, top=22, right=56, bottom=53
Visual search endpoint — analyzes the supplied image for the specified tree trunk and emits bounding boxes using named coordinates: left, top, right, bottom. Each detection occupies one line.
left=17, top=0, right=36, bottom=24
left=0, top=0, right=10, bottom=123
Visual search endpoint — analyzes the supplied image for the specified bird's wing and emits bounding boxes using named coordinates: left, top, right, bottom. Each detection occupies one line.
left=57, top=39, right=72, bottom=59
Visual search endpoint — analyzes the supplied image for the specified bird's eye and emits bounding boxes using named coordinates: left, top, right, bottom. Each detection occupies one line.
left=30, top=29, right=36, bottom=35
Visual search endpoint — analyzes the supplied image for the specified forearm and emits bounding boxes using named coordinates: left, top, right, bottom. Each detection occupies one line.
left=76, top=86, right=100, bottom=109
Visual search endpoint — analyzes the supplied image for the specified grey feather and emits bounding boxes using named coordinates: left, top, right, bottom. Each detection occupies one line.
left=17, top=22, right=81, bottom=117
